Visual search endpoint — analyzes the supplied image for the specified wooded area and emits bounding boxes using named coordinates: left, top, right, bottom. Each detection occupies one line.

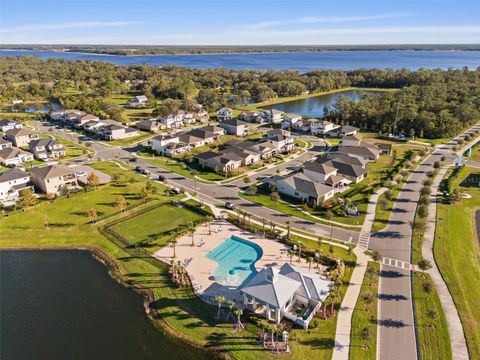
left=1, top=56, right=478, bottom=138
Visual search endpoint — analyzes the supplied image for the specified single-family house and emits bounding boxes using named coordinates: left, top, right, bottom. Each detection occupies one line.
left=29, top=164, right=79, bottom=195
left=0, top=120, right=23, bottom=132
left=339, top=145, right=380, bottom=161
left=0, top=138, right=13, bottom=150
left=303, top=162, right=349, bottom=192
left=281, top=113, right=303, bottom=130
left=238, top=110, right=264, bottom=123
left=0, top=168, right=34, bottom=205
left=136, top=120, right=160, bottom=132
left=219, top=119, right=248, bottom=136
left=4, top=128, right=39, bottom=147
left=241, top=263, right=332, bottom=328
left=266, top=130, right=295, bottom=153
left=274, top=172, right=335, bottom=205
left=262, top=109, right=283, bottom=123
left=216, top=107, right=233, bottom=122
left=193, top=109, right=209, bottom=123
left=375, top=143, right=392, bottom=155
left=0, top=147, right=34, bottom=166
left=311, top=120, right=340, bottom=136
left=292, top=119, right=313, bottom=132
left=329, top=125, right=360, bottom=138
left=101, top=125, right=139, bottom=141
left=201, top=125, right=225, bottom=136
left=195, top=151, right=243, bottom=173
left=29, top=139, right=66, bottom=161
left=129, top=95, right=148, bottom=108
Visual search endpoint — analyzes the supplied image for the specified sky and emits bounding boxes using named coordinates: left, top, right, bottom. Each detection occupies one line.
left=1, top=0, right=479, bottom=45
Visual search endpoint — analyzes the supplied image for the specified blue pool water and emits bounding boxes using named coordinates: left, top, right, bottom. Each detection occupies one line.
left=205, top=236, right=263, bottom=286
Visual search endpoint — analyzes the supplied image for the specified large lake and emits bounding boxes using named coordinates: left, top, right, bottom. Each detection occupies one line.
left=1, top=50, right=480, bottom=71
left=0, top=250, right=210, bottom=360
left=262, top=89, right=376, bottom=117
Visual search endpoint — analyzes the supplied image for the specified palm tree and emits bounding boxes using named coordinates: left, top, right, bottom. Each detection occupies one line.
left=417, top=257, right=433, bottom=271
left=285, top=220, right=291, bottom=239
left=329, top=287, right=338, bottom=316
left=226, top=301, right=235, bottom=322
left=188, top=222, right=195, bottom=246
left=169, top=238, right=178, bottom=258
left=288, top=250, right=295, bottom=264
left=234, top=308, right=245, bottom=331
left=297, top=242, right=303, bottom=262
left=371, top=250, right=382, bottom=262
left=258, top=320, right=268, bottom=347
left=214, top=296, right=225, bottom=319
left=205, top=215, right=214, bottom=235
left=307, top=257, right=313, bottom=271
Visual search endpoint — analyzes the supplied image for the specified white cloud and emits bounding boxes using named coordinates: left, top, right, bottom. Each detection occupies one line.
left=243, top=13, right=408, bottom=30
left=0, top=21, right=142, bottom=34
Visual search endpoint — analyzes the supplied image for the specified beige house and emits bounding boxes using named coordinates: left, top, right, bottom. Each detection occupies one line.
left=4, top=128, right=39, bottom=147
left=30, top=165, right=79, bottom=195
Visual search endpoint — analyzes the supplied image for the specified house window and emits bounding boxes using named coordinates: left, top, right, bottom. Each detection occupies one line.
left=266, top=274, right=273, bottom=282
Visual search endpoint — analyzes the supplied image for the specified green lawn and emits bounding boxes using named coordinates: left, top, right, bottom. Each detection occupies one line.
left=103, top=132, right=152, bottom=147
left=240, top=191, right=360, bottom=230
left=434, top=166, right=480, bottom=359
left=349, top=261, right=379, bottom=359
left=111, top=204, right=204, bottom=250
left=469, top=142, right=480, bottom=162
left=412, top=272, right=452, bottom=360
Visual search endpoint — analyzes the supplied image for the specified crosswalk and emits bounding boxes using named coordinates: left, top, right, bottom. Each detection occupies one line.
left=381, top=256, right=416, bottom=271
left=357, top=231, right=370, bottom=248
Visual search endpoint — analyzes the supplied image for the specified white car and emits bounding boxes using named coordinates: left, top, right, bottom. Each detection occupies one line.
left=75, top=171, right=87, bottom=177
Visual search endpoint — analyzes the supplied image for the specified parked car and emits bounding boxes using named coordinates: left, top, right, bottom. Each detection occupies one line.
left=172, top=187, right=181, bottom=194
left=225, top=202, right=235, bottom=210
left=134, top=166, right=150, bottom=175
left=75, top=171, right=87, bottom=177
left=158, top=175, right=166, bottom=181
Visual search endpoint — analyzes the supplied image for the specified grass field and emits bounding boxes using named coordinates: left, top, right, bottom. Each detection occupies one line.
left=434, top=166, right=480, bottom=359
left=111, top=204, right=204, bottom=250
left=469, top=142, right=480, bottom=162
left=349, top=261, right=379, bottom=360
left=412, top=272, right=452, bottom=360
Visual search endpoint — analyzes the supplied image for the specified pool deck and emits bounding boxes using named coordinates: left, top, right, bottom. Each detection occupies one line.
left=153, top=220, right=325, bottom=305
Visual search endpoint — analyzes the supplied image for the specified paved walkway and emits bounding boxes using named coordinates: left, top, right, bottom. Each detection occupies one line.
left=422, top=165, right=470, bottom=360
left=331, top=187, right=385, bottom=360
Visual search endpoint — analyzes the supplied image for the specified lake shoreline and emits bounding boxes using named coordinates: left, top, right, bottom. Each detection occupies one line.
left=0, top=245, right=226, bottom=359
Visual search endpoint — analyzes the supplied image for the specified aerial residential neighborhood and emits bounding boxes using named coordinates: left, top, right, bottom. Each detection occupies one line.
left=1, top=2, right=480, bottom=360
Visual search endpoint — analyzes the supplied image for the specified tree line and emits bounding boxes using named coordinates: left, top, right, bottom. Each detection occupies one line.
left=0, top=56, right=479, bottom=138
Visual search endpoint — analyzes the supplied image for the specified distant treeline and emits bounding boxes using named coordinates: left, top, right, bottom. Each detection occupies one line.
left=0, top=56, right=479, bottom=138
left=1, top=44, right=480, bottom=55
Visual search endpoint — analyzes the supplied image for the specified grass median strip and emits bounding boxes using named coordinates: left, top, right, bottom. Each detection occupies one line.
left=349, top=261, right=379, bottom=360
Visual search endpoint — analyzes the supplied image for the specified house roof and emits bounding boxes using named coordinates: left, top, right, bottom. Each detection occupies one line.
left=267, top=129, right=290, bottom=137
left=241, top=263, right=332, bottom=308
left=194, top=151, right=218, bottom=160
left=343, top=134, right=362, bottom=142
left=0, top=120, right=18, bottom=126
left=201, top=125, right=224, bottom=133
left=217, top=107, right=232, bottom=114
left=0, top=138, right=12, bottom=145
left=303, top=161, right=337, bottom=175
left=0, top=147, right=31, bottom=160
left=340, top=125, right=360, bottom=134
left=241, top=266, right=300, bottom=308
left=339, top=145, right=380, bottom=159
left=30, top=164, right=75, bottom=180
left=321, top=159, right=368, bottom=178
left=320, top=153, right=368, bottom=167
left=5, top=128, right=35, bottom=137
left=186, top=128, right=216, bottom=140
left=29, top=139, right=63, bottom=149
left=220, top=119, right=247, bottom=127
left=0, top=168, right=29, bottom=183
left=279, top=172, right=333, bottom=199
left=375, top=142, right=392, bottom=151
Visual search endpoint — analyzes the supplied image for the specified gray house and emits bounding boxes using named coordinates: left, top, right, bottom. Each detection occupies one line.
left=241, top=263, right=332, bottom=329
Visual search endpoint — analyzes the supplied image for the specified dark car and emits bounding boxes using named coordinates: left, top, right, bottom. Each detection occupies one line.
left=225, top=202, right=235, bottom=210
left=134, top=166, right=150, bottom=175
left=158, top=174, right=166, bottom=181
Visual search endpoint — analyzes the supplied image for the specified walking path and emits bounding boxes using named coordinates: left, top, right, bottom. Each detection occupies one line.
left=422, top=165, right=470, bottom=360
left=331, top=187, right=385, bottom=360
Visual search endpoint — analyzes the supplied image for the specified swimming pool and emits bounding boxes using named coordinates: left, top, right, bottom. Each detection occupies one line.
left=205, top=236, right=263, bottom=286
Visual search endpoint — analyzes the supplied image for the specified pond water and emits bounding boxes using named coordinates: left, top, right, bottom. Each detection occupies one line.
left=0, top=250, right=210, bottom=360
left=261, top=89, right=376, bottom=117
left=2, top=50, right=480, bottom=71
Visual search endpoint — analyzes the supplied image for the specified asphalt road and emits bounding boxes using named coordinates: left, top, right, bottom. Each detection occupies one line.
left=370, top=124, right=480, bottom=360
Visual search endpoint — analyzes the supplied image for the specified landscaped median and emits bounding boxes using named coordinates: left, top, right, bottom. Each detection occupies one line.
left=349, top=261, right=379, bottom=359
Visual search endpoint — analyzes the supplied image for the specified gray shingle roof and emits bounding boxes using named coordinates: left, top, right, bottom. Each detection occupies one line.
left=0, top=168, right=29, bottom=183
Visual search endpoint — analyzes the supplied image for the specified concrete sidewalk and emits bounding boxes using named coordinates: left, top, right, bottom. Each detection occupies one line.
left=331, top=187, right=385, bottom=360
left=422, top=166, right=469, bottom=360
